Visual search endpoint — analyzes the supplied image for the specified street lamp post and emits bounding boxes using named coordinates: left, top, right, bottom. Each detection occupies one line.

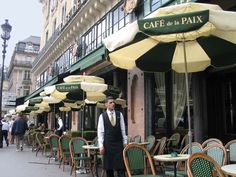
left=0, top=19, right=12, bottom=117
left=0, top=19, right=11, bottom=148
left=0, top=20, right=12, bottom=148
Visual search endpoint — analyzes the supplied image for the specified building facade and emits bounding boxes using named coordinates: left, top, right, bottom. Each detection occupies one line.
left=25, top=0, right=236, bottom=143
left=7, top=36, right=40, bottom=100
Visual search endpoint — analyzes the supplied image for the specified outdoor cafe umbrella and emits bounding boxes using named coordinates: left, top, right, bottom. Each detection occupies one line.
left=16, top=104, right=39, bottom=113
left=44, top=82, right=108, bottom=102
left=44, top=74, right=121, bottom=102
left=103, top=2, right=236, bottom=152
left=44, top=75, right=119, bottom=137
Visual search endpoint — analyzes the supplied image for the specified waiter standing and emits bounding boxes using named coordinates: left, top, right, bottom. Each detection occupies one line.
left=55, top=112, right=63, bottom=136
left=97, top=96, right=127, bottom=177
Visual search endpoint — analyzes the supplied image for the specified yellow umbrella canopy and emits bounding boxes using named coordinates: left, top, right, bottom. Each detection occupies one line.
left=63, top=75, right=105, bottom=83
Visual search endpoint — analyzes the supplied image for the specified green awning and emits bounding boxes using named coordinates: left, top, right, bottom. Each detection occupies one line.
left=70, top=45, right=105, bottom=73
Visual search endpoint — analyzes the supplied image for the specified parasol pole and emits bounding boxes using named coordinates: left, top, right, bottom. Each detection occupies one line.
left=183, top=34, right=192, bottom=154
left=81, top=72, right=86, bottom=138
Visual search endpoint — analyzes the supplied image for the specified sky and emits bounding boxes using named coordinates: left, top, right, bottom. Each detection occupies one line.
left=0, top=0, right=43, bottom=66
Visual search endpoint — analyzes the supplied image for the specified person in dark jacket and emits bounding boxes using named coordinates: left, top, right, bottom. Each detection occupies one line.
left=12, top=113, right=28, bottom=151
left=97, top=96, right=127, bottom=177
left=0, top=117, right=3, bottom=148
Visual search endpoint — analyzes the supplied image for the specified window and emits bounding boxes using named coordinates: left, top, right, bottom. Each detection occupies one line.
left=61, top=6, right=66, bottom=24
left=24, top=70, right=30, bottom=80
left=36, top=76, right=40, bottom=89
left=78, top=2, right=130, bottom=59
left=17, top=42, right=26, bottom=51
left=39, top=69, right=48, bottom=86
left=23, top=89, right=30, bottom=96
left=83, top=105, right=97, bottom=130
left=113, top=8, right=119, bottom=33
left=45, top=31, right=49, bottom=43
left=47, top=0, right=51, bottom=18
left=224, top=80, right=236, bottom=134
left=153, top=72, right=193, bottom=130
left=53, top=19, right=57, bottom=33
left=25, top=42, right=34, bottom=52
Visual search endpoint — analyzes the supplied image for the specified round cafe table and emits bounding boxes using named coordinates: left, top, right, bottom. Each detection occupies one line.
left=153, top=154, right=190, bottom=177
left=82, top=145, right=100, bottom=177
left=221, top=164, right=236, bottom=177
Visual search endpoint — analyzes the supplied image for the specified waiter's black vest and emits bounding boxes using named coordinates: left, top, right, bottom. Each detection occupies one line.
left=102, top=111, right=124, bottom=170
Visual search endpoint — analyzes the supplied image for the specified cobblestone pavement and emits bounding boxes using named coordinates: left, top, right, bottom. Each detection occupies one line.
left=0, top=142, right=94, bottom=177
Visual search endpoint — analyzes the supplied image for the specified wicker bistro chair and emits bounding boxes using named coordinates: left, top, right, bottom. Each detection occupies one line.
left=187, top=153, right=225, bottom=177
left=172, top=134, right=192, bottom=153
left=59, top=135, right=72, bottom=171
left=30, top=131, right=38, bottom=152
left=152, top=137, right=167, bottom=156
left=48, top=134, right=60, bottom=164
left=123, top=144, right=163, bottom=177
left=145, top=135, right=156, bottom=153
left=151, top=137, right=167, bottom=172
left=132, top=135, right=142, bottom=143
left=225, top=139, right=236, bottom=164
left=167, top=133, right=181, bottom=153
left=203, top=143, right=227, bottom=167
left=165, top=142, right=203, bottom=177
left=35, top=132, right=50, bottom=156
left=202, top=138, right=223, bottom=148
left=127, top=135, right=132, bottom=144
left=69, top=137, right=94, bottom=177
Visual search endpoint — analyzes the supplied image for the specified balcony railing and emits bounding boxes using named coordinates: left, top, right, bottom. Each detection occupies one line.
left=33, top=1, right=87, bottom=67
left=13, top=60, right=32, bottom=67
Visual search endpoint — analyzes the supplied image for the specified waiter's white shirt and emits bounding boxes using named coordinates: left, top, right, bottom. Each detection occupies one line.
left=57, top=118, right=63, bottom=130
left=2, top=121, right=9, bottom=131
left=97, top=110, right=127, bottom=148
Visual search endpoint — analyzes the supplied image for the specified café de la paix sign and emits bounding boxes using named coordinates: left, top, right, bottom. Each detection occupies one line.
left=138, top=10, right=209, bottom=35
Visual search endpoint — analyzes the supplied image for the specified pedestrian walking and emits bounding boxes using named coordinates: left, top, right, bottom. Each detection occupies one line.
left=8, top=117, right=15, bottom=144
left=97, top=96, right=127, bottom=177
left=12, top=113, right=28, bottom=151
left=1, top=119, right=9, bottom=147
left=0, top=117, right=3, bottom=148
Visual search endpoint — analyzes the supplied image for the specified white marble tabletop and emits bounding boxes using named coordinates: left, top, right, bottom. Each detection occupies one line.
left=221, top=164, right=236, bottom=176
left=82, top=144, right=99, bottom=150
left=153, top=154, right=190, bottom=162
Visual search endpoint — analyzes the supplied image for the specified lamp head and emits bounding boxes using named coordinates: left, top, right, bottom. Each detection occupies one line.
left=1, top=19, right=12, bottom=40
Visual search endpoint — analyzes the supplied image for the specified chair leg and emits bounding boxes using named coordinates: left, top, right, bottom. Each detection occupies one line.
left=42, top=146, right=44, bottom=156
left=70, top=163, right=74, bottom=176
left=48, top=156, right=51, bottom=164
left=101, top=169, right=105, bottom=177
left=88, top=160, right=94, bottom=177
left=35, top=147, right=40, bottom=156
left=62, top=159, right=65, bottom=171
left=59, top=157, right=62, bottom=168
